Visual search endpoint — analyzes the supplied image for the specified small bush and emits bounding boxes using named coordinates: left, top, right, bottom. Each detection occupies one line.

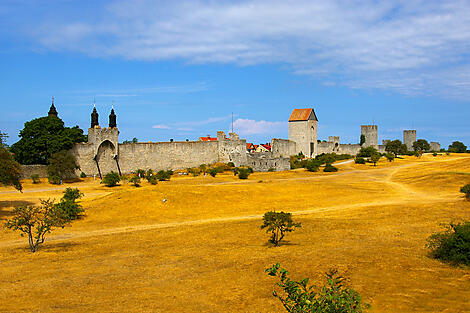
left=102, top=171, right=120, bottom=187
left=324, top=164, right=338, bottom=172
left=370, top=153, right=381, bottom=166
left=227, top=162, right=235, bottom=167
left=54, top=187, right=84, bottom=221
left=433, top=152, right=438, bottom=157
left=357, top=146, right=378, bottom=158
left=48, top=175, right=61, bottom=185
left=208, top=168, right=218, bottom=177
left=145, top=169, right=153, bottom=180
left=135, top=169, right=146, bottom=178
left=238, top=168, right=250, bottom=179
left=129, top=175, right=141, bottom=187
left=31, top=174, right=40, bottom=184
left=354, top=157, right=366, bottom=164
left=268, top=167, right=276, bottom=172
left=426, top=222, right=470, bottom=265
left=80, top=172, right=87, bottom=178
left=306, top=160, right=320, bottom=172
left=233, top=167, right=239, bottom=176
left=261, top=211, right=301, bottom=246
left=247, top=167, right=254, bottom=173
left=385, top=153, right=395, bottom=162
left=461, top=184, right=470, bottom=199
left=156, top=170, right=171, bottom=181
left=148, top=175, right=158, bottom=185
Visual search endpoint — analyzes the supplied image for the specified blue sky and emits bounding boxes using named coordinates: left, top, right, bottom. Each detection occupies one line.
left=1, top=0, right=469, bottom=147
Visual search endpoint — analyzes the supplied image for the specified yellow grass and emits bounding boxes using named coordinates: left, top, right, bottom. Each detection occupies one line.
left=1, top=153, right=470, bottom=312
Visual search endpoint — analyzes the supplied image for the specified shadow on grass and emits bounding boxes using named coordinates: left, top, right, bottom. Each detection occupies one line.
left=262, top=240, right=299, bottom=248
left=0, top=200, right=35, bottom=220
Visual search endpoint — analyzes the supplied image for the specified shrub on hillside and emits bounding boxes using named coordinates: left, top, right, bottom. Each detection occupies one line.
left=145, top=169, right=153, bottom=180
left=208, top=168, right=218, bottom=177
left=148, top=175, right=158, bottom=185
left=238, top=168, right=250, bottom=179
left=129, top=175, right=141, bottom=187
left=460, top=184, right=470, bottom=199
left=247, top=167, right=254, bottom=173
left=354, top=157, right=366, bottom=164
left=385, top=153, right=395, bottom=162
left=156, top=170, right=171, bottom=181
left=306, top=159, right=320, bottom=172
left=448, top=141, right=467, bottom=153
left=227, top=162, right=235, bottom=167
left=31, top=174, right=40, bottom=184
left=102, top=171, right=120, bottom=187
left=48, top=175, right=61, bottom=185
left=80, top=171, right=87, bottom=178
left=370, top=153, right=381, bottom=166
left=54, top=187, right=84, bottom=220
left=426, top=222, right=470, bottom=265
left=261, top=211, right=301, bottom=246
left=47, top=150, right=79, bottom=182
left=324, top=164, right=338, bottom=172
left=357, top=146, right=378, bottom=158
left=135, top=169, right=146, bottom=178
left=433, top=152, right=438, bottom=157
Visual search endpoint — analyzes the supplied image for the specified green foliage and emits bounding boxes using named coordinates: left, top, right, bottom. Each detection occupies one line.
left=55, top=187, right=84, bottom=221
left=370, top=153, right=381, bottom=166
left=199, top=164, right=207, bottom=173
left=0, top=130, right=8, bottom=147
left=5, top=199, right=70, bottom=252
left=188, top=167, right=201, bottom=177
left=122, top=137, right=138, bottom=144
left=80, top=171, right=87, bottom=178
left=10, top=115, right=86, bottom=165
left=385, top=153, right=395, bottom=162
left=148, top=175, right=158, bottom=185
left=208, top=168, right=218, bottom=177
left=460, top=184, right=470, bottom=199
left=268, top=167, right=276, bottom=172
left=238, top=168, right=251, bottom=179
left=324, top=164, right=338, bottom=172
left=233, top=167, right=239, bottom=176
left=247, top=167, right=254, bottom=173
left=357, top=146, right=378, bottom=158
left=31, top=174, right=40, bottom=184
left=47, top=150, right=79, bottom=181
left=315, top=153, right=335, bottom=165
left=360, top=134, right=366, bottom=146
left=290, top=155, right=308, bottom=169
left=227, top=162, right=235, bottom=167
left=129, top=175, right=141, bottom=187
left=261, top=211, right=301, bottom=246
left=156, top=170, right=172, bottom=181
left=413, top=139, right=431, bottom=152
left=0, top=146, right=22, bottom=191
left=354, top=157, right=366, bottom=164
left=433, top=152, right=438, bottom=157
left=385, top=140, right=408, bottom=157
left=414, top=150, right=423, bottom=158
left=102, top=171, right=120, bottom=187
left=135, top=169, right=146, bottom=178
left=48, top=175, right=61, bottom=185
left=448, top=141, right=467, bottom=153
left=266, top=264, right=363, bottom=313
left=305, top=159, right=320, bottom=172
left=426, top=222, right=470, bottom=265
left=145, top=169, right=153, bottom=180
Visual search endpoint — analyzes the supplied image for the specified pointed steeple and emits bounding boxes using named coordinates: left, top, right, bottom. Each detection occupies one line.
left=109, top=102, right=117, bottom=128
left=48, top=96, right=58, bottom=117
left=91, top=102, right=99, bottom=128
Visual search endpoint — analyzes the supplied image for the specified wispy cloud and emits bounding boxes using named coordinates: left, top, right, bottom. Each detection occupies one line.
left=11, top=0, right=470, bottom=99
left=152, top=124, right=170, bottom=129
left=233, top=118, right=286, bottom=135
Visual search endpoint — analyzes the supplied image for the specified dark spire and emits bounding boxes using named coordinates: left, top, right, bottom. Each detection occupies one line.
left=48, top=96, right=58, bottom=117
left=109, top=102, right=117, bottom=128
left=91, top=104, right=99, bottom=128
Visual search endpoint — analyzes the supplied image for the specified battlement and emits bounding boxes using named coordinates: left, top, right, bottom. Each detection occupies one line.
left=361, top=125, right=378, bottom=148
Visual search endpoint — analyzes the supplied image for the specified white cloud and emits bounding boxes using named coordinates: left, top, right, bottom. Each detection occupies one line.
left=19, top=0, right=470, bottom=98
left=152, top=124, right=170, bottom=129
left=233, top=118, right=286, bottom=135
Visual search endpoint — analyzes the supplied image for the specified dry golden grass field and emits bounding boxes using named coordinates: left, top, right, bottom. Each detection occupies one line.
left=1, top=154, right=470, bottom=312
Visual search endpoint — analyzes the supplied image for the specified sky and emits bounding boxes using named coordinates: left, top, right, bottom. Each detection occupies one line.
left=1, top=0, right=469, bottom=147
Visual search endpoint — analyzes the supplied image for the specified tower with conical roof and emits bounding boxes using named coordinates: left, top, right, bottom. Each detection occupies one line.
left=48, top=96, right=58, bottom=117
left=109, top=103, right=117, bottom=128
left=91, top=104, right=99, bottom=128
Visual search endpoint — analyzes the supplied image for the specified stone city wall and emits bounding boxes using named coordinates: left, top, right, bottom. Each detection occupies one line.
left=246, top=152, right=290, bottom=171
left=271, top=138, right=297, bottom=157
left=20, top=164, right=48, bottom=179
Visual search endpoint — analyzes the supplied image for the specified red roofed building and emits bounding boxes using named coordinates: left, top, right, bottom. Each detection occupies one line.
left=198, top=135, right=218, bottom=142
left=289, top=108, right=318, bottom=157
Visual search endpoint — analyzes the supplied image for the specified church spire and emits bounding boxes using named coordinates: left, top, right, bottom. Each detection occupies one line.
left=48, top=96, right=58, bottom=117
left=91, top=102, right=99, bottom=128
left=109, top=101, right=117, bottom=128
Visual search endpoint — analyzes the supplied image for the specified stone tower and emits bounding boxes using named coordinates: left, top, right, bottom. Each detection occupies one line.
left=109, top=107, right=117, bottom=128
left=288, top=108, right=318, bottom=157
left=91, top=106, right=99, bottom=128
left=361, top=125, right=378, bottom=148
left=403, top=130, right=416, bottom=151
left=48, top=97, right=58, bottom=117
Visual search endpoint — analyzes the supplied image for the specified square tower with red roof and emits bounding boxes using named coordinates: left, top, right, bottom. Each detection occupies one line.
left=288, top=108, right=318, bottom=157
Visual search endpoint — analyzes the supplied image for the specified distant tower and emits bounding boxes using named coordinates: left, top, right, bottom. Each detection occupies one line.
left=109, top=104, right=117, bottom=128
left=91, top=105, right=99, bottom=128
left=48, top=96, right=58, bottom=117
left=361, top=125, right=378, bottom=148
left=288, top=108, right=318, bottom=157
left=403, top=130, right=416, bottom=151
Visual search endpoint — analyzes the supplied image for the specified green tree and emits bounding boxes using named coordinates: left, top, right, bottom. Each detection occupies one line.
left=102, top=171, right=120, bottom=187
left=238, top=168, right=251, bottom=179
left=354, top=156, right=366, bottom=164
left=123, top=137, right=138, bottom=144
left=156, top=170, right=171, bottom=181
left=54, top=188, right=84, bottom=220
left=0, top=146, right=22, bottom=191
left=5, top=199, right=69, bottom=252
left=413, top=139, right=431, bottom=152
left=385, top=153, right=395, bottom=162
left=448, top=141, right=467, bottom=153
left=261, top=211, right=301, bottom=246
left=305, top=159, right=320, bottom=172
left=370, top=153, right=381, bottom=166
left=10, top=115, right=86, bottom=165
left=460, top=184, right=470, bottom=199
left=385, top=140, right=407, bottom=157
left=208, top=168, right=218, bottom=177
left=323, top=164, right=338, bottom=172
left=426, top=222, right=470, bottom=265
left=0, top=130, right=8, bottom=147
left=360, top=134, right=366, bottom=146
left=47, top=150, right=79, bottom=183
left=31, top=174, right=40, bottom=184
left=129, top=175, right=141, bottom=187
left=357, top=146, right=378, bottom=158
left=266, top=264, right=363, bottom=313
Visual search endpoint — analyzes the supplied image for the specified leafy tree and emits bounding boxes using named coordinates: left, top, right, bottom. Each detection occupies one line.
left=324, top=164, right=338, bottom=172
left=448, top=141, right=467, bottom=153
left=156, top=170, right=171, bottom=181
left=0, top=130, right=8, bottom=147
left=199, top=164, right=207, bottom=174
left=55, top=187, right=84, bottom=220
left=357, top=146, right=378, bottom=158
left=0, top=146, right=22, bottom=191
left=10, top=115, right=86, bottom=165
left=208, top=168, right=218, bottom=177
left=122, top=137, right=138, bottom=144
left=5, top=199, right=69, bottom=252
left=102, top=171, right=120, bottom=187
left=261, top=211, right=301, bottom=246
left=129, top=175, right=141, bottom=187
left=238, top=168, right=251, bottom=179
left=145, top=169, right=153, bottom=180
left=385, top=153, right=395, bottom=162
left=360, top=134, right=366, bottom=146
left=460, top=184, right=470, bottom=199
left=148, top=175, right=158, bottom=185
left=80, top=171, right=87, bottom=178
left=315, top=153, right=335, bottom=165
left=47, top=150, right=79, bottom=182
left=135, top=169, right=146, bottom=178
left=370, top=153, right=381, bottom=166
left=31, top=174, right=40, bottom=184
left=426, top=222, right=470, bottom=265
left=385, top=140, right=407, bottom=157
left=306, top=159, right=320, bottom=172
left=266, top=264, right=363, bottom=313
left=227, top=162, right=235, bottom=167
left=412, top=139, right=430, bottom=152
left=354, top=157, right=366, bottom=164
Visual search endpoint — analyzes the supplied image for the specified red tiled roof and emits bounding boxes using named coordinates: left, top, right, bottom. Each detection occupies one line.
left=289, top=108, right=318, bottom=122
left=261, top=144, right=271, bottom=151
left=199, top=136, right=218, bottom=141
